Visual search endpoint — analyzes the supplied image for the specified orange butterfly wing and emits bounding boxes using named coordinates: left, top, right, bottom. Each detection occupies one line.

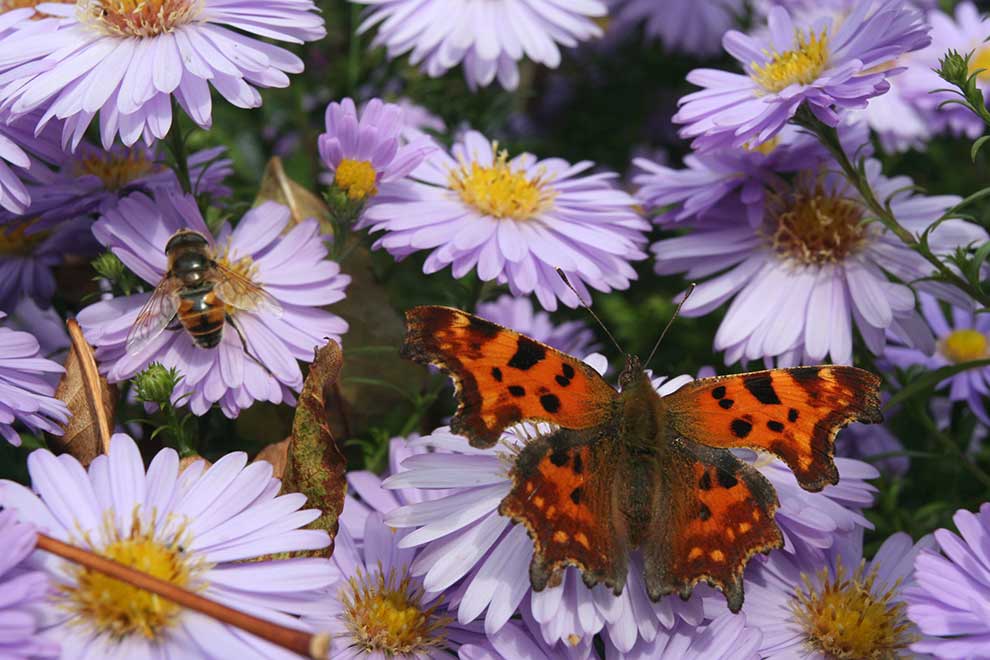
left=663, top=366, right=882, bottom=491
left=401, top=306, right=618, bottom=448
left=499, top=428, right=628, bottom=595
left=642, top=438, right=783, bottom=613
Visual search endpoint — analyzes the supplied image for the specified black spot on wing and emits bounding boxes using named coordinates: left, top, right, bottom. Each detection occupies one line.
left=550, top=450, right=569, bottom=467
left=555, top=375, right=571, bottom=387
left=491, top=367, right=503, bottom=382
left=467, top=315, right=501, bottom=338
left=767, top=420, right=784, bottom=433
left=699, top=472, right=712, bottom=491
left=711, top=386, right=727, bottom=399
left=540, top=394, right=561, bottom=414
left=730, top=419, right=752, bottom=439
left=572, top=453, right=583, bottom=474
left=508, top=338, right=546, bottom=370
left=788, top=408, right=799, bottom=422
left=570, top=487, right=583, bottom=505
left=508, top=385, right=526, bottom=397
left=716, top=470, right=738, bottom=489
left=562, top=363, right=575, bottom=379
left=789, top=367, right=820, bottom=385
left=718, top=399, right=734, bottom=410
left=743, top=374, right=781, bottom=405
left=699, top=503, right=712, bottom=521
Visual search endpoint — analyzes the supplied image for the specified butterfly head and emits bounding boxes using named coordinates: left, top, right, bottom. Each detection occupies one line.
left=618, top=354, right=650, bottom=391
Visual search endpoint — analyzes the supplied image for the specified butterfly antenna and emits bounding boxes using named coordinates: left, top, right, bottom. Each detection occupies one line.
left=555, top=268, right=624, bottom=355
left=645, top=283, right=696, bottom=369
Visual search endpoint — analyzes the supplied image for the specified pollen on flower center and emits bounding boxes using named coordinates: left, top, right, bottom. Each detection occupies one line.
left=751, top=29, right=830, bottom=93
left=335, top=159, right=379, bottom=200
left=77, top=148, right=160, bottom=190
left=77, top=0, right=202, bottom=38
left=791, top=561, right=916, bottom=660
left=940, top=329, right=989, bottom=363
left=341, top=565, right=452, bottom=655
left=449, top=146, right=556, bottom=221
left=764, top=175, right=868, bottom=266
left=60, top=513, right=199, bottom=640
left=0, top=220, right=47, bottom=256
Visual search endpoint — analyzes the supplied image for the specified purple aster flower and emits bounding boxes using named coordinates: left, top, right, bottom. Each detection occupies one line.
left=885, top=294, right=990, bottom=425
left=634, top=123, right=851, bottom=226
left=362, top=130, right=649, bottom=311
left=0, top=216, right=97, bottom=310
left=76, top=188, right=349, bottom=417
left=303, top=513, right=507, bottom=659
left=0, top=311, right=68, bottom=446
left=1, top=141, right=232, bottom=232
left=605, top=0, right=744, bottom=56
left=604, top=611, right=761, bottom=659
left=0, top=433, right=335, bottom=657
left=352, top=0, right=606, bottom=90
left=318, top=97, right=434, bottom=203
left=906, top=502, right=990, bottom=658
left=0, top=109, right=65, bottom=215
left=475, top=294, right=599, bottom=357
left=674, top=1, right=930, bottom=151
left=894, top=2, right=990, bottom=143
left=652, top=159, right=987, bottom=365
left=390, top=98, right=446, bottom=142
left=743, top=529, right=933, bottom=659
left=5, top=296, right=70, bottom=357
left=0, top=509, right=59, bottom=658
left=0, top=0, right=325, bottom=149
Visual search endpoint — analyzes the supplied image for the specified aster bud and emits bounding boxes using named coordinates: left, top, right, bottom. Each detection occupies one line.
left=937, top=49, right=974, bottom=91
left=91, top=251, right=142, bottom=296
left=133, top=363, right=182, bottom=406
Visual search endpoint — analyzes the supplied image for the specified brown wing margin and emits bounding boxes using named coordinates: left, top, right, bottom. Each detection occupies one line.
left=663, top=366, right=883, bottom=491
left=401, top=306, right=618, bottom=448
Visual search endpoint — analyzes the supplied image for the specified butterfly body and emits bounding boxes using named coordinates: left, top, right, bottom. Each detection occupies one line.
left=402, top=305, right=882, bottom=612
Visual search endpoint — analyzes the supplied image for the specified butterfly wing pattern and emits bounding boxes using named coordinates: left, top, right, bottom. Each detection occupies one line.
left=401, top=306, right=618, bottom=447
left=662, top=366, right=883, bottom=491
left=401, top=305, right=884, bottom=613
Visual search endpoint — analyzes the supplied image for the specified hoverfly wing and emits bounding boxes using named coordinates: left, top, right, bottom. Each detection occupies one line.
left=213, top=261, right=283, bottom=318
left=125, top=278, right=182, bottom=355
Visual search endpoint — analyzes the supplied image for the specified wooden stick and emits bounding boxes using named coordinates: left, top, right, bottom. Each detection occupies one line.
left=36, top=533, right=331, bottom=659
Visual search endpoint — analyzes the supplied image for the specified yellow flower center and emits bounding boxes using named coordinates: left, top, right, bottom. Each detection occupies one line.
left=969, top=45, right=990, bottom=82
left=0, top=220, right=48, bottom=256
left=76, top=148, right=160, bottom=191
left=752, top=29, right=830, bottom=93
left=60, top=514, right=199, bottom=641
left=745, top=135, right=781, bottom=156
left=449, top=146, right=555, bottom=221
left=77, top=0, right=202, bottom=38
left=764, top=174, right=868, bottom=266
left=334, top=159, right=379, bottom=200
left=940, top=329, right=989, bottom=363
left=341, top=565, right=452, bottom=655
left=791, top=561, right=916, bottom=659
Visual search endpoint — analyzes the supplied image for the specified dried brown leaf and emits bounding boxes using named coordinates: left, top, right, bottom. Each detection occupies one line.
left=284, top=340, right=347, bottom=554
left=254, top=437, right=290, bottom=479
left=254, top=157, right=330, bottom=228
left=52, top=320, right=116, bottom=465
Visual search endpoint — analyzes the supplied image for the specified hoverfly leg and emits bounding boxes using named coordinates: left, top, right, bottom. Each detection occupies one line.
left=227, top=314, right=275, bottom=377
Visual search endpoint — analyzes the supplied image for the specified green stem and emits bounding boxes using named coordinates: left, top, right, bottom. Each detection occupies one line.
left=912, top=406, right=990, bottom=490
left=347, top=4, right=361, bottom=95
left=167, top=97, right=193, bottom=196
left=798, top=109, right=990, bottom=307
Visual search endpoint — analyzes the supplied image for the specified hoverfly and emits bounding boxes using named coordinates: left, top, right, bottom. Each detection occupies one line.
left=125, top=230, right=282, bottom=355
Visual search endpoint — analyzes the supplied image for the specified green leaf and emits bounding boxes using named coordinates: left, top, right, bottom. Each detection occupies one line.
left=971, top=135, right=990, bottom=162
left=885, top=359, right=990, bottom=409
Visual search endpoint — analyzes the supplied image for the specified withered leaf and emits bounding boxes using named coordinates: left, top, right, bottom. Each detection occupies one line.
left=52, top=319, right=116, bottom=465
left=253, top=156, right=330, bottom=228
left=283, top=340, right=347, bottom=554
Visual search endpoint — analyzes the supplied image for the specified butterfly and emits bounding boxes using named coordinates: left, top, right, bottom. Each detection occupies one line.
left=400, top=305, right=883, bottom=612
